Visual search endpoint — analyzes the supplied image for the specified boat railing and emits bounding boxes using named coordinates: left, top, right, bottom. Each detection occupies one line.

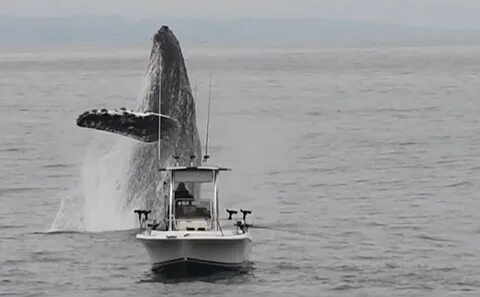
left=215, top=217, right=251, bottom=234
left=134, top=206, right=252, bottom=233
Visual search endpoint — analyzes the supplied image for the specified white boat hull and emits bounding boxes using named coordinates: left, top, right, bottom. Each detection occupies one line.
left=137, top=230, right=252, bottom=274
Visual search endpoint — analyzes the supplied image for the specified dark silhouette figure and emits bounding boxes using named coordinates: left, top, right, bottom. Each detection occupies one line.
left=175, top=183, right=193, bottom=199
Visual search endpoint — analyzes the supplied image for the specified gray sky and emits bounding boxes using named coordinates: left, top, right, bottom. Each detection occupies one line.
left=2, top=0, right=480, bottom=29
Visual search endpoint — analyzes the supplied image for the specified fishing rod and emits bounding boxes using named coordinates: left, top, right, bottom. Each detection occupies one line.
left=219, top=215, right=314, bottom=237
left=203, top=74, right=212, bottom=162
left=246, top=224, right=317, bottom=237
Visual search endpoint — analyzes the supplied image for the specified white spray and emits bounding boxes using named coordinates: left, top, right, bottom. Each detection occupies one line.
left=50, top=67, right=160, bottom=232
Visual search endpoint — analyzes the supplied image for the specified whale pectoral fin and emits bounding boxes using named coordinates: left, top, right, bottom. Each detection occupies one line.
left=76, top=109, right=178, bottom=142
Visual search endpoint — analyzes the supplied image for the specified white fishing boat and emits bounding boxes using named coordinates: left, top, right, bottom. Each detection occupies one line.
left=135, top=165, right=252, bottom=275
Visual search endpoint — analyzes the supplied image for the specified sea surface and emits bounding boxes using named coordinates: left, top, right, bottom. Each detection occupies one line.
left=1, top=44, right=480, bottom=296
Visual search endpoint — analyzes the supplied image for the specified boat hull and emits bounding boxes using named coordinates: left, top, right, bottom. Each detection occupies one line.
left=152, top=257, right=248, bottom=277
left=137, top=231, right=251, bottom=276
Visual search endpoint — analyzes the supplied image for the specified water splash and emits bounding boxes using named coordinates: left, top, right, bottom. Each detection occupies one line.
left=82, top=137, right=138, bottom=231
left=50, top=135, right=140, bottom=232
left=50, top=66, right=161, bottom=232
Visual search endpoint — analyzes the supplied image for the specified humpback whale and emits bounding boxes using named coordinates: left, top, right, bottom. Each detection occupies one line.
left=52, top=26, right=202, bottom=231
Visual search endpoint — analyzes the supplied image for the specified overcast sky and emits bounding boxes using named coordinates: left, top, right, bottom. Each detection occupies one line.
left=2, top=0, right=480, bottom=29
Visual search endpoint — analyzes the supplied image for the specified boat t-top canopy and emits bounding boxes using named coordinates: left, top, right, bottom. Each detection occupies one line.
left=160, top=166, right=231, bottom=183
left=160, top=166, right=231, bottom=171
left=161, top=166, right=230, bottom=231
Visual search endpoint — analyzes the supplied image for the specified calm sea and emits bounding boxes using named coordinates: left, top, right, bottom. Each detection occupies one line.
left=1, top=44, right=480, bottom=296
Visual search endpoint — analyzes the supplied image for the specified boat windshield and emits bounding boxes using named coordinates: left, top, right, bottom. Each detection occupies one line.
left=175, top=199, right=211, bottom=219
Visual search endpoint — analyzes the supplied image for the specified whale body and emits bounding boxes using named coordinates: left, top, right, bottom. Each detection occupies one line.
left=52, top=26, right=202, bottom=231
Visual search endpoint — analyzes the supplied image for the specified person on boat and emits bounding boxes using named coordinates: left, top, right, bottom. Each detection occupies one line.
left=174, top=182, right=193, bottom=199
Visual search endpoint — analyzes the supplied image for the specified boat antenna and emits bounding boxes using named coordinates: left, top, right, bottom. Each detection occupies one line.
left=158, top=83, right=162, bottom=167
left=203, top=74, right=212, bottom=162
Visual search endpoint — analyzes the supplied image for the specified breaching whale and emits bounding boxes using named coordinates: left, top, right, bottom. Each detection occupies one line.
left=53, top=26, right=202, bottom=231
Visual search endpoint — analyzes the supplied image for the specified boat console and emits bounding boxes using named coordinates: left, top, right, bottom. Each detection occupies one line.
left=175, top=199, right=212, bottom=231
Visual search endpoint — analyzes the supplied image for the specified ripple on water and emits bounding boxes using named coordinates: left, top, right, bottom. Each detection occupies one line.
left=30, top=251, right=70, bottom=263
left=3, top=46, right=480, bottom=297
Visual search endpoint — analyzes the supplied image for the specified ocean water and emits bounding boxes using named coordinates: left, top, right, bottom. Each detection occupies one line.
left=1, top=44, right=480, bottom=296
